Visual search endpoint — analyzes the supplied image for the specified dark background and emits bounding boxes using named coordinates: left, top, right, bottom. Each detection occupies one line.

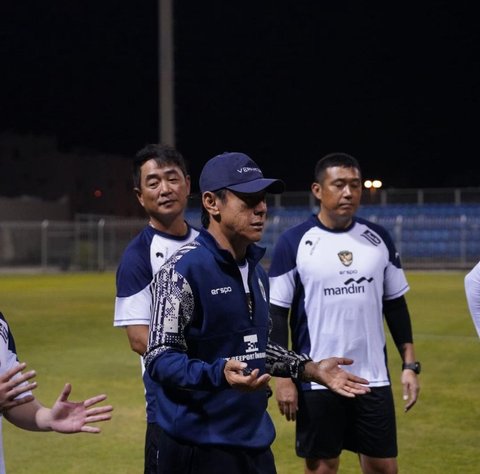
left=2, top=1, right=479, bottom=194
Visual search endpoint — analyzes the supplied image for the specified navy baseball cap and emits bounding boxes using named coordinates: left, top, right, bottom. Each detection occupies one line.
left=199, top=152, right=285, bottom=194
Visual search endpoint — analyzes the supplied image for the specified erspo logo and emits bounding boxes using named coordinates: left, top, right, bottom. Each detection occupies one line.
left=211, top=286, right=232, bottom=295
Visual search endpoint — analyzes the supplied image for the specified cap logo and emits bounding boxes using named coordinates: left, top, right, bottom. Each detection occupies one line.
left=199, top=152, right=284, bottom=194
left=237, top=166, right=261, bottom=174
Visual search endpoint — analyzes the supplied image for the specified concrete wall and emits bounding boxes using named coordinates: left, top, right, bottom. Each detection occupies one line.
left=0, top=195, right=70, bottom=221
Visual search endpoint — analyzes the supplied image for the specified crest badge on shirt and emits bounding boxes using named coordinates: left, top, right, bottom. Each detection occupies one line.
left=338, top=250, right=353, bottom=267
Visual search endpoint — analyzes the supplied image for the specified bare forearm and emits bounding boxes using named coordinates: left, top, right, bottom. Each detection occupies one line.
left=4, top=399, right=51, bottom=432
left=400, top=342, right=416, bottom=364
left=126, top=325, right=149, bottom=355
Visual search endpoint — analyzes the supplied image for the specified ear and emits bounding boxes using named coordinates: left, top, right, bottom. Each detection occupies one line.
left=202, top=191, right=220, bottom=216
left=311, top=181, right=322, bottom=200
left=184, top=175, right=192, bottom=196
left=134, top=187, right=145, bottom=208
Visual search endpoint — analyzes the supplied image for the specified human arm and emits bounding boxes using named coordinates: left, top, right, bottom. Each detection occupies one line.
left=383, top=296, right=420, bottom=412
left=3, top=383, right=112, bottom=433
left=0, top=362, right=37, bottom=412
left=465, top=262, right=480, bottom=338
left=269, top=303, right=369, bottom=419
left=268, top=232, right=306, bottom=415
left=266, top=342, right=370, bottom=397
left=125, top=325, right=149, bottom=355
left=222, top=301, right=340, bottom=395
left=146, top=283, right=272, bottom=391
left=269, top=303, right=289, bottom=348
left=269, top=303, right=299, bottom=419
left=274, top=377, right=298, bottom=421
left=144, top=264, right=234, bottom=391
left=114, top=241, right=154, bottom=355
left=145, top=261, right=280, bottom=393
left=0, top=316, right=38, bottom=411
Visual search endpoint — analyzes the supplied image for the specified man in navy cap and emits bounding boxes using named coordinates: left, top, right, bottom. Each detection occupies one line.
left=143, top=152, right=370, bottom=474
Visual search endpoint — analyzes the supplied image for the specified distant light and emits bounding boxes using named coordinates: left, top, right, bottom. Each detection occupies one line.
left=364, top=179, right=383, bottom=189
left=93, top=189, right=103, bottom=198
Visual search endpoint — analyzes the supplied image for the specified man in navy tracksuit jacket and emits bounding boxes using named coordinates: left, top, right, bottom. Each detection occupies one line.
left=144, top=152, right=370, bottom=474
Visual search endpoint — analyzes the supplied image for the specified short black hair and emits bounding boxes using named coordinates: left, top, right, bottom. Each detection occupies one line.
left=133, top=143, right=189, bottom=189
left=314, top=152, right=361, bottom=183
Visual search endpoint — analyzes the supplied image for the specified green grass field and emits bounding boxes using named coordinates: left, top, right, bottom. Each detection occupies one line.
left=0, top=271, right=478, bottom=473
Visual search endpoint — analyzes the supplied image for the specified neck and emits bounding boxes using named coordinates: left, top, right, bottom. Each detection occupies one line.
left=207, top=227, right=248, bottom=263
left=149, top=218, right=188, bottom=236
left=318, top=212, right=352, bottom=230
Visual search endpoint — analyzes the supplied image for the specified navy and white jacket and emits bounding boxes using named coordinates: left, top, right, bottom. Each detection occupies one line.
left=144, top=228, right=309, bottom=449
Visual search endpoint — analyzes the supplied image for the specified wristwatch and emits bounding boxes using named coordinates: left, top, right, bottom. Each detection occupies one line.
left=402, top=361, right=421, bottom=374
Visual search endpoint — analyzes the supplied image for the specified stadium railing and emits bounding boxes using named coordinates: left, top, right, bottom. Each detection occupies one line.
left=0, top=195, right=479, bottom=272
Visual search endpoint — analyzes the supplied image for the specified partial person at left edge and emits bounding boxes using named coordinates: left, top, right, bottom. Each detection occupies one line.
left=0, top=311, right=113, bottom=474
left=464, top=260, right=480, bottom=338
left=113, top=143, right=199, bottom=473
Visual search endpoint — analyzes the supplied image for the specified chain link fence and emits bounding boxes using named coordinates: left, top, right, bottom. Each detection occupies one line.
left=1, top=189, right=479, bottom=272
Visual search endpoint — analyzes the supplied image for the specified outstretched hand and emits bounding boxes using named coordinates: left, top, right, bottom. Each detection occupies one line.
left=303, top=357, right=370, bottom=397
left=224, top=359, right=271, bottom=392
left=0, top=362, right=37, bottom=412
left=49, top=383, right=113, bottom=434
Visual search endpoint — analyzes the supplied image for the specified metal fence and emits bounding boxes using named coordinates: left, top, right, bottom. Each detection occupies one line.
left=1, top=189, right=479, bottom=272
left=260, top=205, right=480, bottom=270
left=0, top=219, right=146, bottom=273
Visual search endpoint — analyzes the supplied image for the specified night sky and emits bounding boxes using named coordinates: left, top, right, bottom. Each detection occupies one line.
left=2, top=1, right=479, bottom=192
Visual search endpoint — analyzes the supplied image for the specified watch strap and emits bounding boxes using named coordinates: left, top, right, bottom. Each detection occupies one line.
left=402, top=361, right=421, bottom=374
